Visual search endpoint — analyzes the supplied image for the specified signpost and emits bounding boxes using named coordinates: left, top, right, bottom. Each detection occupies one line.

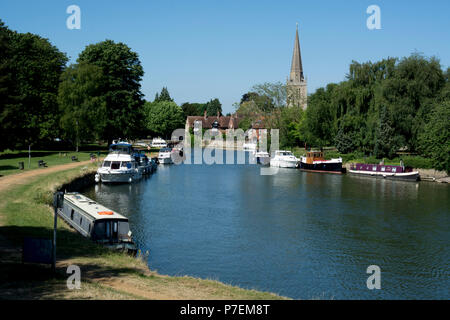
left=52, top=192, right=64, bottom=273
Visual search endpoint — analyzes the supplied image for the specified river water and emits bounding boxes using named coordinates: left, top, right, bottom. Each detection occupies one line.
left=83, top=150, right=449, bottom=299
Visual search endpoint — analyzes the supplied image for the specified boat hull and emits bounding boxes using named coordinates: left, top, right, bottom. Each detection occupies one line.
left=298, top=161, right=344, bottom=174
left=257, top=157, right=271, bottom=166
left=97, top=171, right=141, bottom=183
left=349, top=170, right=420, bottom=181
left=158, top=157, right=173, bottom=164
left=270, top=159, right=298, bottom=168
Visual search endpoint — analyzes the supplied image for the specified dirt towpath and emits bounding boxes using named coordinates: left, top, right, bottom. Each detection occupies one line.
left=0, top=161, right=92, bottom=194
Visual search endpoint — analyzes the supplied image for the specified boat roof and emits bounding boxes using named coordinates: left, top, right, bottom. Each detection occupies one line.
left=104, top=153, right=134, bottom=161
left=64, top=193, right=128, bottom=221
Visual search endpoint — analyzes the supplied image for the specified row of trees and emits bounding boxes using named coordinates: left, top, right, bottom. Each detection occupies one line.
left=181, top=98, right=223, bottom=118
left=236, top=55, right=449, bottom=172
left=0, top=20, right=197, bottom=150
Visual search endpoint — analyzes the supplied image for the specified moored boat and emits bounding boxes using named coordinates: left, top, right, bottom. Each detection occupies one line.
left=349, top=163, right=420, bottom=181
left=151, top=137, right=167, bottom=149
left=254, top=151, right=271, bottom=165
left=58, top=192, right=137, bottom=254
left=158, top=147, right=173, bottom=164
left=95, top=142, right=143, bottom=183
left=270, top=150, right=299, bottom=168
left=298, top=151, right=344, bottom=174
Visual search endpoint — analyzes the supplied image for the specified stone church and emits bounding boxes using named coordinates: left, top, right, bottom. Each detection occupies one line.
left=287, top=24, right=307, bottom=109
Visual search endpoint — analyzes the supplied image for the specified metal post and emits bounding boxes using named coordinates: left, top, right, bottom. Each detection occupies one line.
left=52, top=192, right=63, bottom=274
left=28, top=145, right=31, bottom=169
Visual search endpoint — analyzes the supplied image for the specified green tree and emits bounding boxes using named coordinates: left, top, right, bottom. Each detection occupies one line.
left=6, top=30, right=68, bottom=148
left=418, top=101, right=450, bottom=173
left=58, top=63, right=107, bottom=151
left=155, top=87, right=173, bottom=102
left=144, top=101, right=185, bottom=138
left=181, top=102, right=206, bottom=117
left=205, top=98, right=222, bottom=116
left=0, top=20, right=20, bottom=151
left=77, top=40, right=144, bottom=144
left=373, top=106, right=397, bottom=158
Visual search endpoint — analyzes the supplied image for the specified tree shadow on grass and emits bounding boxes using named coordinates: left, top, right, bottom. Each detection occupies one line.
left=0, top=165, right=19, bottom=171
left=0, top=225, right=144, bottom=300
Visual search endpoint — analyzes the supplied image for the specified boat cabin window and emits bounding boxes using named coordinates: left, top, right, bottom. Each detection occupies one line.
left=392, top=167, right=397, bottom=173
left=70, top=209, right=74, bottom=220
left=372, top=166, right=377, bottom=171
left=381, top=167, right=385, bottom=172
left=103, top=161, right=111, bottom=168
left=111, top=161, right=121, bottom=170
left=121, top=161, right=131, bottom=168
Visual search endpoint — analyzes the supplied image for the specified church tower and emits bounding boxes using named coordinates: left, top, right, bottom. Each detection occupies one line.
left=287, top=23, right=307, bottom=109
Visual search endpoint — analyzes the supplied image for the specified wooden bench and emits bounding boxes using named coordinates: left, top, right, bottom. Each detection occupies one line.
left=38, top=160, right=47, bottom=168
left=71, top=156, right=78, bottom=162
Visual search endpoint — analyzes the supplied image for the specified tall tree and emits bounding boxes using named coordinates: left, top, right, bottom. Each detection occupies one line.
left=205, top=98, right=222, bottom=116
left=0, top=20, right=19, bottom=151
left=7, top=30, right=67, bottom=148
left=77, top=40, right=144, bottom=144
left=155, top=87, right=173, bottom=102
left=58, top=63, right=107, bottom=150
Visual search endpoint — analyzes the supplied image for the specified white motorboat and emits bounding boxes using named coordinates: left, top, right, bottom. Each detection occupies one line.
left=151, top=137, right=167, bottom=148
left=270, top=150, right=299, bottom=168
left=243, top=142, right=257, bottom=151
left=254, top=151, right=271, bottom=165
left=158, top=147, right=173, bottom=164
left=95, top=142, right=143, bottom=183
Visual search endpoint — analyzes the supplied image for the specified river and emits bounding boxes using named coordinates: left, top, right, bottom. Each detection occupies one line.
left=83, top=150, right=449, bottom=299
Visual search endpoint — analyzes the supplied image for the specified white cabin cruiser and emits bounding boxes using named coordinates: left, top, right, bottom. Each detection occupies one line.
left=95, top=142, right=143, bottom=183
left=270, top=150, right=299, bottom=168
left=151, top=137, right=167, bottom=148
left=158, top=147, right=173, bottom=164
left=254, top=151, right=271, bottom=165
left=243, top=142, right=257, bottom=151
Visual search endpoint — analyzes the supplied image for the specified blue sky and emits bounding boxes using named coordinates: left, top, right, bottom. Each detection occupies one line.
left=1, top=0, right=449, bottom=114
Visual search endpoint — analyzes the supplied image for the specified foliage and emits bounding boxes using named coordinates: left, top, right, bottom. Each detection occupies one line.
left=144, top=101, right=185, bottom=138
left=181, top=102, right=206, bottom=117
left=205, top=98, right=222, bottom=116
left=0, top=24, right=68, bottom=149
left=418, top=101, right=450, bottom=173
left=58, top=63, right=107, bottom=149
left=154, top=87, right=173, bottom=102
left=77, top=40, right=145, bottom=143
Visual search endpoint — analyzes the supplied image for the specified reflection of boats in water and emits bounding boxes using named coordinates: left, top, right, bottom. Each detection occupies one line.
left=58, top=192, right=137, bottom=254
left=299, top=151, right=344, bottom=174
left=349, top=163, right=420, bottom=181
left=270, top=150, right=299, bottom=168
left=95, top=142, right=143, bottom=183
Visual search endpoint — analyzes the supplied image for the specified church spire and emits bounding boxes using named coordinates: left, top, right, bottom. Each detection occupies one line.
left=290, top=23, right=304, bottom=82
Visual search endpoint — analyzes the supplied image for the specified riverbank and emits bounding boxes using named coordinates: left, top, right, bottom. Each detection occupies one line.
left=0, top=162, right=287, bottom=300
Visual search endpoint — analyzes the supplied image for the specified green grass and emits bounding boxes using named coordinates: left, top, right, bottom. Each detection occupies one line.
left=0, top=150, right=108, bottom=177
left=0, top=164, right=287, bottom=300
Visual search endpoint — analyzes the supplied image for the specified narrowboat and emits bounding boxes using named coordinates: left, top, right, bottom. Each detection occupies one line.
left=298, top=151, right=344, bottom=174
left=270, top=150, right=299, bottom=168
left=95, top=142, right=143, bottom=183
left=349, top=163, right=420, bottom=181
left=58, top=192, right=137, bottom=254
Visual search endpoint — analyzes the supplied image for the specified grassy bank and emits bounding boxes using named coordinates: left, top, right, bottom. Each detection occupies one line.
left=0, top=163, right=287, bottom=300
left=0, top=150, right=108, bottom=177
